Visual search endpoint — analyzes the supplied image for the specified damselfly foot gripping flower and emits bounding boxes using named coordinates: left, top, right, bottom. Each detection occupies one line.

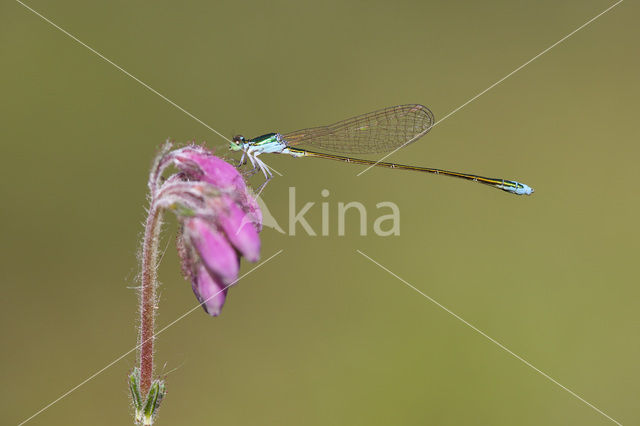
left=130, top=140, right=262, bottom=425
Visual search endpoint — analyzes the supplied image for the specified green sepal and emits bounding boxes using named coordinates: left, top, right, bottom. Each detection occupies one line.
left=128, top=368, right=143, bottom=422
left=142, top=379, right=166, bottom=425
left=154, top=381, right=166, bottom=411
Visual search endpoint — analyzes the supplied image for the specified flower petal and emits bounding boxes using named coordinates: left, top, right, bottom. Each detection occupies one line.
left=186, top=218, right=239, bottom=283
left=217, top=198, right=261, bottom=262
left=191, top=264, right=227, bottom=316
left=169, top=146, right=263, bottom=231
left=172, top=147, right=246, bottom=192
left=239, top=192, right=263, bottom=232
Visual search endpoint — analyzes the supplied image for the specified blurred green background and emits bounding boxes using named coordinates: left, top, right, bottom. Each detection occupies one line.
left=2, top=0, right=638, bottom=424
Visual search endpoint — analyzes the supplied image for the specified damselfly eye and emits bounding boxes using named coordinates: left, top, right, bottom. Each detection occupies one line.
left=232, top=135, right=245, bottom=144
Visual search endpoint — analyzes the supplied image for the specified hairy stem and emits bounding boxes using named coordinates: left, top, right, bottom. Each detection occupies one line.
left=139, top=202, right=163, bottom=397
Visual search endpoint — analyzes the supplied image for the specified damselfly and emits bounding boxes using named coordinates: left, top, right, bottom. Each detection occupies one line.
left=230, top=104, right=533, bottom=195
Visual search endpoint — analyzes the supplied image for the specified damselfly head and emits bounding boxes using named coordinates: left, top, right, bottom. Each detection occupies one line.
left=230, top=135, right=245, bottom=151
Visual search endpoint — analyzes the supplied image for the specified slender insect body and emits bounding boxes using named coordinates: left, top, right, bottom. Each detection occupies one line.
left=229, top=104, right=534, bottom=196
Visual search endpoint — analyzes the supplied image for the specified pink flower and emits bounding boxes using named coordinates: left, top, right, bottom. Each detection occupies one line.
left=184, top=217, right=239, bottom=283
left=171, top=146, right=262, bottom=230
left=191, top=264, right=227, bottom=316
left=154, top=143, right=262, bottom=316
left=215, top=196, right=260, bottom=262
left=172, top=146, right=245, bottom=191
left=130, top=141, right=263, bottom=424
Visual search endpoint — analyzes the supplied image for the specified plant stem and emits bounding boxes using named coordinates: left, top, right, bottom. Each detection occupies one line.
left=139, top=202, right=163, bottom=397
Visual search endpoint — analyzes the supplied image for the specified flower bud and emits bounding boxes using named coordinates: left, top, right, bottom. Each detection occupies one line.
left=184, top=217, right=239, bottom=284
left=153, top=144, right=262, bottom=316
left=191, top=264, right=227, bottom=316
left=215, top=196, right=260, bottom=262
